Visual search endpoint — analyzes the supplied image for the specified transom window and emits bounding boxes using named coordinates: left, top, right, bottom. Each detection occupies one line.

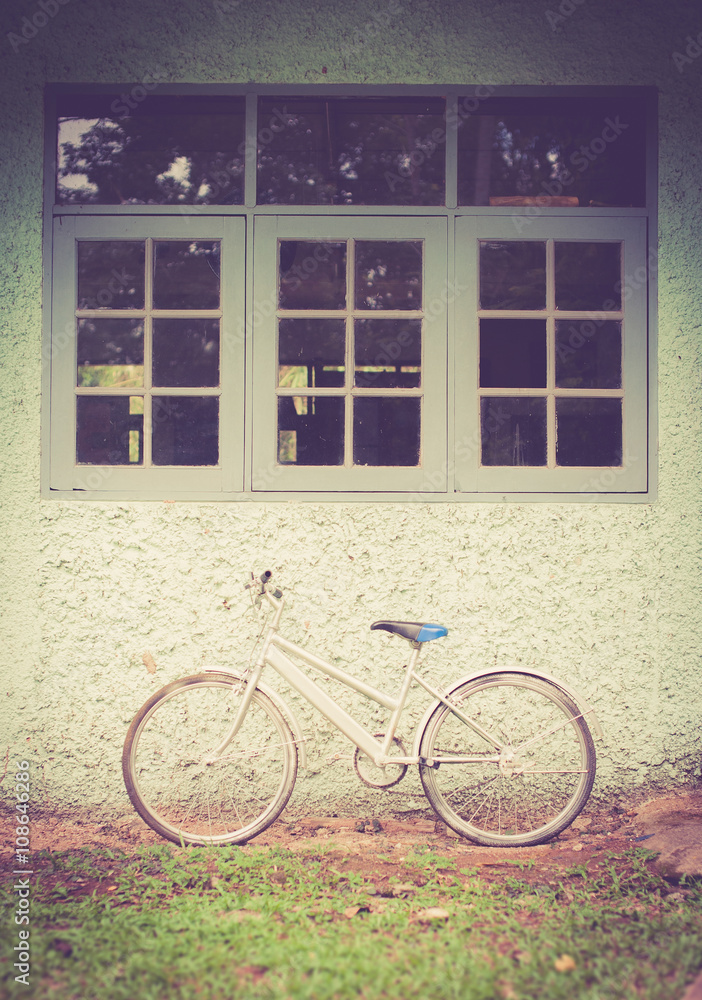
left=46, top=86, right=655, bottom=500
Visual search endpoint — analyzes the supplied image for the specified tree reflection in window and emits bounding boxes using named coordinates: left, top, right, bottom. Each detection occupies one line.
left=57, top=96, right=245, bottom=205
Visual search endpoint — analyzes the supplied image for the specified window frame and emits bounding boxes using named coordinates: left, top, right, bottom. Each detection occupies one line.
left=42, top=83, right=658, bottom=502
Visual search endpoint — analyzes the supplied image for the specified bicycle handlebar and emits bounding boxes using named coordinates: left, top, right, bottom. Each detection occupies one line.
left=245, top=570, right=280, bottom=598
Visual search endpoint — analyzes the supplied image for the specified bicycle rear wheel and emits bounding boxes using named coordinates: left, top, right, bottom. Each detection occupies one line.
left=419, top=672, right=595, bottom=847
left=123, top=673, right=298, bottom=846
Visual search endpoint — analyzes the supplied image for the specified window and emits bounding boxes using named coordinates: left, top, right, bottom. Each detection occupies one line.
left=45, top=87, right=655, bottom=500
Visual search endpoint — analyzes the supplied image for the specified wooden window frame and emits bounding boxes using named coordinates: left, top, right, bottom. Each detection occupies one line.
left=42, top=84, right=657, bottom=502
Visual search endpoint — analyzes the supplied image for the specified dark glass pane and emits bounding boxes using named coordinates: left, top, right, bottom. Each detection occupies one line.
left=153, top=320, right=220, bottom=387
left=556, top=398, right=622, bottom=466
left=480, top=397, right=547, bottom=466
left=77, top=242, right=145, bottom=309
left=355, top=241, right=422, bottom=310
left=353, top=397, right=420, bottom=467
left=278, top=319, right=346, bottom=389
left=480, top=242, right=546, bottom=310
left=279, top=241, right=346, bottom=309
left=277, top=396, right=344, bottom=465
left=57, top=96, right=245, bottom=205
left=480, top=319, right=546, bottom=388
left=457, top=96, right=646, bottom=207
left=152, top=396, right=219, bottom=466
left=257, top=97, right=445, bottom=206
left=556, top=321, right=621, bottom=389
left=76, top=395, right=143, bottom=464
left=77, top=319, right=144, bottom=387
left=153, top=241, right=221, bottom=309
left=555, top=242, right=621, bottom=311
left=355, top=320, right=421, bottom=388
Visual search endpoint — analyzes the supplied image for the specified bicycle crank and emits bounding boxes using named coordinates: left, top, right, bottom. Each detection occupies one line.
left=353, top=734, right=409, bottom=788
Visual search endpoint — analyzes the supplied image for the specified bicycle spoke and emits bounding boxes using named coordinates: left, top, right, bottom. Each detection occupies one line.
left=123, top=675, right=298, bottom=845
left=420, top=673, right=595, bottom=847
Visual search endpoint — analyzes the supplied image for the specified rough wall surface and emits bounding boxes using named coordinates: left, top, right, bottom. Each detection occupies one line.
left=0, top=0, right=700, bottom=822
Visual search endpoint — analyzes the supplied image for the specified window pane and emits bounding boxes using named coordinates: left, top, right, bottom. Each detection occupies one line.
left=556, top=398, right=622, bottom=466
left=57, top=96, right=245, bottom=205
left=480, top=319, right=546, bottom=388
left=77, top=242, right=145, bottom=309
left=278, top=319, right=346, bottom=388
left=277, top=396, right=344, bottom=465
left=480, top=397, right=547, bottom=466
left=457, top=96, right=646, bottom=207
left=77, top=319, right=144, bottom=387
left=354, top=319, right=421, bottom=388
left=555, top=321, right=621, bottom=389
left=479, top=242, right=546, bottom=310
left=257, top=97, right=445, bottom=206
left=278, top=241, right=346, bottom=309
left=354, top=241, right=422, bottom=310
left=153, top=320, right=220, bottom=387
left=153, top=241, right=221, bottom=309
left=353, top=397, right=420, bottom=467
left=76, top=395, right=143, bottom=464
left=152, top=396, right=219, bottom=466
left=554, top=242, right=621, bottom=311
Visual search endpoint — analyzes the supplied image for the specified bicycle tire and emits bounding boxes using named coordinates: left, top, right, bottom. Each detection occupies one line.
left=419, top=672, right=596, bottom=847
left=123, top=673, right=298, bottom=846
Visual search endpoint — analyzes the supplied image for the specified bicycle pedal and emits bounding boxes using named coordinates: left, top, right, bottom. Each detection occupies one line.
left=326, top=752, right=354, bottom=764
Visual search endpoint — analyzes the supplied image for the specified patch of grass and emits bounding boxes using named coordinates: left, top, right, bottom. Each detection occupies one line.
left=1, top=845, right=701, bottom=999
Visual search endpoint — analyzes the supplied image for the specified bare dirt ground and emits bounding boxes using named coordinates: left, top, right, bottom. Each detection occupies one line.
left=0, top=800, right=673, bottom=891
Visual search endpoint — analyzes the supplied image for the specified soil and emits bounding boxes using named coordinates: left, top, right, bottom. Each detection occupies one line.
left=0, top=803, right=668, bottom=893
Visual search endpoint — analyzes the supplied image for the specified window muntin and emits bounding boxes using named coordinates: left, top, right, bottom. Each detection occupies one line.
left=73, top=238, right=222, bottom=469
left=252, top=216, right=448, bottom=492
left=275, top=237, right=424, bottom=470
left=47, top=88, right=653, bottom=499
left=455, top=215, right=648, bottom=494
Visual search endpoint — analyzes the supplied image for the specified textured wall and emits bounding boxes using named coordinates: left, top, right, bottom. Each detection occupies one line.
left=1, top=0, right=701, bottom=822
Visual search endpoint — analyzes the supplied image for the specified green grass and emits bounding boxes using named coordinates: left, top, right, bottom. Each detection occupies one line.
left=1, top=844, right=701, bottom=999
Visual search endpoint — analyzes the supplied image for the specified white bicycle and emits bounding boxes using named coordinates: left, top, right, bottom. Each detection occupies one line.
left=123, top=570, right=600, bottom=848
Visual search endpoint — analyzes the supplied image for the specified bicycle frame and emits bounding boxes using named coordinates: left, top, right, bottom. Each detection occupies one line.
left=211, top=586, right=504, bottom=768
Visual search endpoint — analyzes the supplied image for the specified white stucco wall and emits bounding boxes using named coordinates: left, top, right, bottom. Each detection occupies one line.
left=1, top=0, right=700, bottom=822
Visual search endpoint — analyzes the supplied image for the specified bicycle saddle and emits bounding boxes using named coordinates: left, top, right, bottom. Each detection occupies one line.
left=370, top=620, right=448, bottom=643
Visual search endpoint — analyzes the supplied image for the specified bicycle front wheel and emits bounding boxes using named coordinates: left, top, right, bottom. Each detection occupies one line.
left=123, top=673, right=298, bottom=846
left=419, top=673, right=596, bottom=847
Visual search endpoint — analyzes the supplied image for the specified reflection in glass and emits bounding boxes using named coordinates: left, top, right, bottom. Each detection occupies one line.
left=480, top=242, right=546, bottom=310
left=554, top=242, right=621, bottom=311
left=457, top=97, right=646, bottom=207
left=479, top=319, right=546, bottom=388
left=555, top=321, right=621, bottom=388
left=153, top=241, right=221, bottom=309
left=355, top=241, right=422, bottom=310
left=278, top=319, right=345, bottom=388
left=277, top=396, right=344, bottom=465
left=279, top=241, right=346, bottom=309
left=153, top=320, right=220, bottom=387
left=480, top=397, right=547, bottom=466
left=152, top=396, right=219, bottom=466
left=77, top=242, right=145, bottom=309
left=353, top=397, right=420, bottom=466
left=56, top=96, right=245, bottom=205
left=556, top=398, right=622, bottom=466
left=257, top=97, right=445, bottom=206
left=77, top=319, right=144, bottom=387
left=354, top=320, right=421, bottom=388
left=76, top=395, right=143, bottom=464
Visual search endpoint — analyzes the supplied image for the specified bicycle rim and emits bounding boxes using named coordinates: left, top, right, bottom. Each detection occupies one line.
left=123, top=674, right=298, bottom=846
left=419, top=673, right=596, bottom=847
